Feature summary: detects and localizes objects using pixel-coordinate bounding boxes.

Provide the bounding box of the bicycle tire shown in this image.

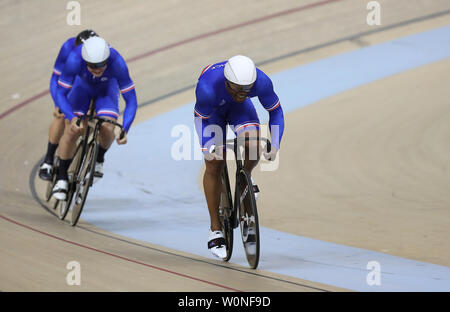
[236,168,260,269]
[70,141,98,226]
[56,140,84,220]
[219,163,234,262]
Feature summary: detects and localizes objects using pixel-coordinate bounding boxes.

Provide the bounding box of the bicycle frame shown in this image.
[223,137,271,228]
[218,136,271,268]
[69,111,124,226]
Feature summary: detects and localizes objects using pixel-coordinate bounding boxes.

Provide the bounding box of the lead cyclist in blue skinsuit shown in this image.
[194,55,285,259]
[39,30,98,181]
[52,36,138,200]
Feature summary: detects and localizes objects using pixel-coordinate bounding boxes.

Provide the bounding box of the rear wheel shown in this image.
[236,168,260,269]
[70,141,98,226]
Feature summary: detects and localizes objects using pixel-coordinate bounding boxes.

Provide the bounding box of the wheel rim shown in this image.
[58,199,69,220]
[71,143,96,226]
[219,206,233,261]
[238,170,260,269]
[219,167,234,261]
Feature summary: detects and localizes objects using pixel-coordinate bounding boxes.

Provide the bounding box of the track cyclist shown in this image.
[193,55,285,259]
[39,30,98,180]
[52,36,137,200]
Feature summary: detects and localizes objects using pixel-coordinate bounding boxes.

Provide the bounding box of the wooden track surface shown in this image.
[1,0,449,291]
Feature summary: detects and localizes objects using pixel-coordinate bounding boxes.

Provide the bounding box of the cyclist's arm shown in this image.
[194,82,215,153]
[256,71,285,150]
[50,39,74,104]
[50,73,59,104]
[56,52,81,121]
[113,54,137,133]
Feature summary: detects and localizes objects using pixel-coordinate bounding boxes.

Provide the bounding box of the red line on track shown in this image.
[127,0,342,63]
[0,90,49,120]
[0,214,242,292]
[0,0,340,120]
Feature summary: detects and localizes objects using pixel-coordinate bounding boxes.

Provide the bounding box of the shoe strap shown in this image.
[52,187,68,194]
[208,237,226,249]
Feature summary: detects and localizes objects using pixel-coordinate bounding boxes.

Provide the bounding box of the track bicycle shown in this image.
[218,137,271,269]
[53,106,124,225]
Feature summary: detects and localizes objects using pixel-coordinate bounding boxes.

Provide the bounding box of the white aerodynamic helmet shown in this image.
[82,36,110,67]
[224,55,257,85]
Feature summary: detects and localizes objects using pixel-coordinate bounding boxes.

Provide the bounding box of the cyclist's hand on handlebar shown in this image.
[53,107,64,119]
[116,130,127,145]
[70,117,84,133]
[263,146,278,161]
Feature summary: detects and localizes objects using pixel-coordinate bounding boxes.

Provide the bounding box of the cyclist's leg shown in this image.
[57,78,92,180]
[94,79,120,169]
[204,151,227,259]
[229,98,261,175]
[52,78,92,199]
[39,110,66,180]
[229,100,261,247]
[202,114,227,232]
[48,78,66,146]
[195,109,229,259]
[40,85,66,179]
[48,108,65,143]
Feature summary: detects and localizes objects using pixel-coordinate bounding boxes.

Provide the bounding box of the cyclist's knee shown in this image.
[205,158,225,175]
[100,120,115,134]
[64,122,81,138]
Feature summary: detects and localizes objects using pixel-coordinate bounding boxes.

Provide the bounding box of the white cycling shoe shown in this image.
[244,227,257,255]
[251,177,259,200]
[52,179,68,201]
[86,162,104,185]
[208,229,227,260]
[38,162,53,181]
[93,162,103,184]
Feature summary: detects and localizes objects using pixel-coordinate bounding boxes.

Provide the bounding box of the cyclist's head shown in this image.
[224,55,256,102]
[75,29,98,46]
[224,55,256,87]
[82,36,110,72]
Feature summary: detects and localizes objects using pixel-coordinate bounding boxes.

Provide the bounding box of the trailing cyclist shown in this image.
[39,30,98,181]
[52,36,137,200]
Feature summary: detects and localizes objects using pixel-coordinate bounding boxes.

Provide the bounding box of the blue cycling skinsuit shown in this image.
[50,37,77,105]
[56,44,137,133]
[194,61,284,153]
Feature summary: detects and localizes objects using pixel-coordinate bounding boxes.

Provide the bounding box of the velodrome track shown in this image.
[1,0,450,292]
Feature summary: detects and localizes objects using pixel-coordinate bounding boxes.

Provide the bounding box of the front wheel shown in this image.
[236,168,260,269]
[57,141,85,221]
[55,196,70,220]
[219,163,234,262]
[70,141,98,226]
